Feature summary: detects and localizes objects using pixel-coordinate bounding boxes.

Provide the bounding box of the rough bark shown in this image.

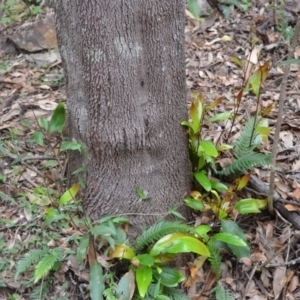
[54,0,191,233]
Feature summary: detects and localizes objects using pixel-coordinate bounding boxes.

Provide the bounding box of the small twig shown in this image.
[268,17,300,215]
[242,263,259,300]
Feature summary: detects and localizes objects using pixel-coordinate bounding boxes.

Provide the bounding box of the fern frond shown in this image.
[103,288,118,300]
[212,283,234,300]
[163,286,191,300]
[134,221,195,252]
[233,117,260,158]
[15,248,49,280]
[207,240,222,280]
[30,278,50,300]
[34,249,62,283]
[218,152,271,176]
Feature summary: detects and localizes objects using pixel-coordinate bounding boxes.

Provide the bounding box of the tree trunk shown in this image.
[54,0,191,233]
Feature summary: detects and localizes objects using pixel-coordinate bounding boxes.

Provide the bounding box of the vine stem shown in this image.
[268,17,300,215]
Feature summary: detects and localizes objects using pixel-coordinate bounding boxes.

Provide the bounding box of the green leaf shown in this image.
[91,224,116,238]
[279,59,300,65]
[212,233,247,246]
[153,267,185,287]
[116,271,135,299]
[60,141,82,153]
[245,61,270,96]
[210,180,228,191]
[108,244,135,260]
[38,117,48,131]
[59,183,80,205]
[150,233,210,257]
[184,198,204,211]
[134,254,155,267]
[135,185,151,200]
[77,234,89,267]
[48,103,66,134]
[190,99,202,134]
[136,265,152,298]
[90,262,104,300]
[33,131,44,146]
[207,111,233,123]
[195,225,211,236]
[194,171,211,192]
[199,141,218,157]
[221,220,250,259]
[187,0,200,20]
[235,198,267,214]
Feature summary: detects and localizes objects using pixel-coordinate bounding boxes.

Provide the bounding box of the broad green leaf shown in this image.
[181,120,194,132]
[153,267,185,287]
[210,180,228,191]
[189,99,202,133]
[99,216,129,224]
[60,141,82,153]
[38,117,48,131]
[245,61,270,96]
[207,112,232,123]
[217,144,234,151]
[90,261,104,300]
[199,141,218,157]
[279,59,300,65]
[91,224,116,238]
[133,254,155,267]
[187,0,200,20]
[230,56,243,67]
[116,271,135,300]
[212,233,247,246]
[184,198,204,211]
[77,234,89,267]
[221,220,250,259]
[195,225,211,236]
[48,103,66,134]
[150,233,210,257]
[235,198,267,214]
[136,265,152,298]
[33,131,44,146]
[135,185,151,200]
[59,183,80,205]
[108,244,135,260]
[194,171,211,192]
[237,173,250,191]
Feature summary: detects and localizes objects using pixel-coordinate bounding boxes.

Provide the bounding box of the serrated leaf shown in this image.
[59,183,80,205]
[199,140,218,157]
[235,198,267,214]
[136,265,152,298]
[48,103,66,134]
[90,261,104,300]
[150,233,210,257]
[194,171,211,191]
[34,252,57,283]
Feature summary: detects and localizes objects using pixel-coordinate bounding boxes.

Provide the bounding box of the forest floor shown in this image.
[0,1,300,299]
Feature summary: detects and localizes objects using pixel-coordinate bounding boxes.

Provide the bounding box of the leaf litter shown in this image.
[0,1,300,299]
